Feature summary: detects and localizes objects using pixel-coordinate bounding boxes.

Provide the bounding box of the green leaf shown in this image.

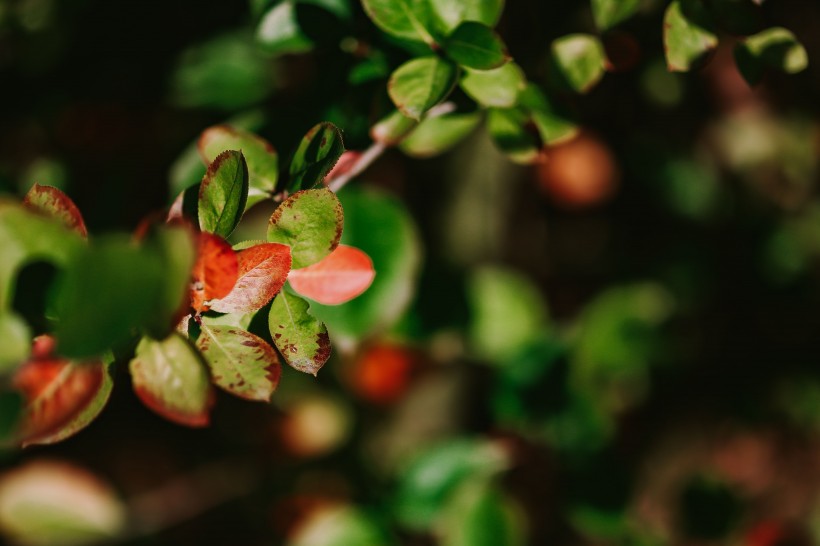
[0,460,126,546]
[361,0,438,44]
[199,125,279,205]
[400,112,481,158]
[268,291,330,376]
[664,0,718,72]
[460,62,525,108]
[443,22,509,70]
[428,0,504,34]
[198,150,249,238]
[370,109,419,146]
[486,108,541,165]
[467,266,549,364]
[23,184,87,238]
[734,27,808,85]
[129,333,214,427]
[267,188,343,269]
[440,480,525,546]
[591,0,641,31]
[287,506,386,546]
[257,0,313,54]
[288,122,345,192]
[307,188,421,342]
[0,312,30,374]
[197,324,281,402]
[54,236,166,359]
[518,84,578,145]
[388,56,458,121]
[551,34,606,93]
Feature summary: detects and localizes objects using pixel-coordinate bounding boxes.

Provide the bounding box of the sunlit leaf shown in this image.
[0,312,31,374]
[428,0,504,34]
[388,57,458,121]
[370,109,419,146]
[197,324,281,402]
[518,84,578,145]
[551,34,606,93]
[288,245,375,305]
[460,62,525,108]
[257,0,313,54]
[0,460,126,546]
[734,27,808,85]
[268,291,331,376]
[591,0,641,31]
[360,0,438,44]
[287,505,386,546]
[664,0,718,72]
[191,232,239,313]
[439,480,526,546]
[129,333,214,427]
[267,188,343,269]
[199,125,278,204]
[486,107,541,164]
[198,150,249,238]
[399,112,481,158]
[443,22,509,70]
[22,184,87,238]
[288,122,345,192]
[209,242,291,313]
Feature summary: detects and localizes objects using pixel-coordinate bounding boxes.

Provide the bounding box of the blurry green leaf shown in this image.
[468,266,549,364]
[734,27,808,85]
[518,84,578,145]
[0,460,126,546]
[288,122,345,192]
[400,112,481,158]
[308,188,422,343]
[129,333,213,427]
[361,0,438,44]
[429,0,504,33]
[257,0,313,54]
[172,31,275,110]
[198,150,249,238]
[199,125,279,205]
[460,62,525,108]
[0,312,30,374]
[486,107,541,164]
[23,184,87,238]
[299,0,351,20]
[440,480,525,546]
[443,22,509,70]
[267,188,343,268]
[169,141,208,199]
[660,158,720,219]
[591,0,641,31]
[664,0,718,72]
[287,506,386,546]
[349,53,390,85]
[568,505,627,540]
[370,109,418,146]
[394,439,508,531]
[54,236,165,358]
[551,34,606,93]
[268,291,330,375]
[388,57,458,120]
[0,392,23,446]
[197,324,280,402]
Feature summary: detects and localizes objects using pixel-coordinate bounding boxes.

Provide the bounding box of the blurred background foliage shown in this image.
[1,0,820,544]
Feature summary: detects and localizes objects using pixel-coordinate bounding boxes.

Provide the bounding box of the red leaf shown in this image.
[210,243,292,314]
[13,336,107,444]
[23,183,88,238]
[191,232,239,313]
[288,245,375,305]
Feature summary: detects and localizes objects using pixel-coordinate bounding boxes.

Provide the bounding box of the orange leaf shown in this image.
[288,245,375,305]
[23,183,88,238]
[191,232,238,312]
[210,243,292,314]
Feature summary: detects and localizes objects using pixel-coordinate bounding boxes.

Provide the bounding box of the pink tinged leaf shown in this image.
[191,232,239,313]
[323,151,362,184]
[22,183,88,238]
[288,245,376,305]
[196,324,281,402]
[209,243,292,314]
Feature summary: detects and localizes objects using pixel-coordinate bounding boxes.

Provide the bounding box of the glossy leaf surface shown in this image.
[210,242,291,314]
[267,188,343,269]
[388,57,458,121]
[268,291,330,376]
[288,244,375,305]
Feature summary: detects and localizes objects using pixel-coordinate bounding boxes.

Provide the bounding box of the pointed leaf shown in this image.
[198,150,249,238]
[209,243,292,314]
[735,27,808,85]
[551,34,606,93]
[664,0,718,72]
[486,108,541,165]
[460,62,525,108]
[399,112,481,158]
[288,245,375,305]
[389,57,458,121]
[518,84,578,145]
[197,324,281,402]
[591,0,641,31]
[361,0,438,44]
[267,188,343,269]
[0,312,31,374]
[199,125,279,202]
[22,184,88,238]
[370,109,419,146]
[191,232,239,313]
[428,0,504,33]
[443,22,509,70]
[257,0,314,55]
[268,291,331,376]
[129,333,214,427]
[288,122,345,192]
